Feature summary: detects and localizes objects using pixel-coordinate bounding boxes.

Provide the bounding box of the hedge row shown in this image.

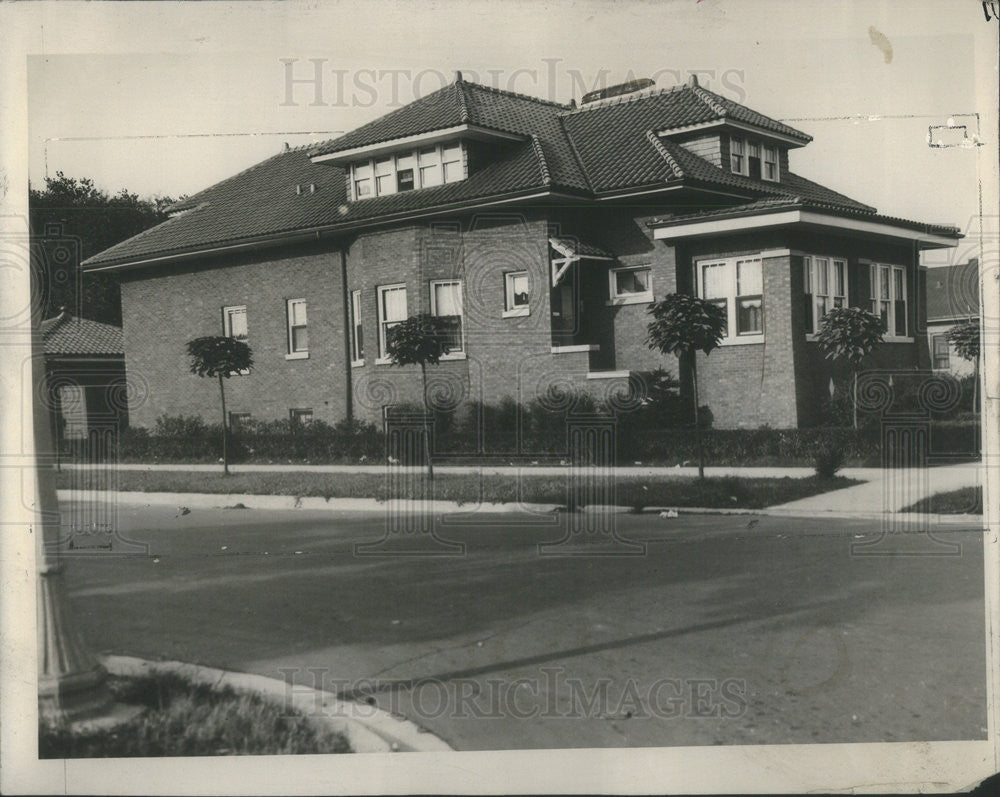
[106,409,980,467]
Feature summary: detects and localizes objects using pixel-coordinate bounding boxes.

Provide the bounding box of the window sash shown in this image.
[869,263,907,336]
[431,280,464,353]
[932,335,950,369]
[505,271,530,310]
[287,299,308,353]
[350,290,364,362]
[610,266,652,299]
[377,285,407,358]
[805,256,849,333]
[223,306,248,341]
[352,143,465,199]
[763,145,778,180]
[697,256,764,339]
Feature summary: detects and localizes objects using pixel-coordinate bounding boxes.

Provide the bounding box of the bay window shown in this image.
[696,256,765,341]
[870,263,908,337]
[803,256,848,333]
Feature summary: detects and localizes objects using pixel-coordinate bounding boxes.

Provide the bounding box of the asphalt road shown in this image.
[61,503,988,750]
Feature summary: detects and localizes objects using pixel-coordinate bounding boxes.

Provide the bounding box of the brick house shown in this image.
[83,74,961,429]
[925,258,980,376]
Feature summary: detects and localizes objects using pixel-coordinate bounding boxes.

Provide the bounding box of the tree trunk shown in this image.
[421,362,433,481]
[218,374,229,476]
[852,370,858,430]
[692,354,704,480]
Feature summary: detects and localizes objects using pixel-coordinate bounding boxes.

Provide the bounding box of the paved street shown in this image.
[61,503,988,750]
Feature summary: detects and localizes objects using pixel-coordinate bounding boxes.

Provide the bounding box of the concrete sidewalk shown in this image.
[65,461,887,480]
[769,461,982,514]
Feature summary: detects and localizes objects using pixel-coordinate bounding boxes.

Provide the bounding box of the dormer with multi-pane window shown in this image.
[347,141,466,201]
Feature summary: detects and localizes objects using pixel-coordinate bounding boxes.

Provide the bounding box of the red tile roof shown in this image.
[40,313,124,356]
[85,77,948,270]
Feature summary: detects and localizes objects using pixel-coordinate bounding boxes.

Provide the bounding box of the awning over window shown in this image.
[549,236,614,286]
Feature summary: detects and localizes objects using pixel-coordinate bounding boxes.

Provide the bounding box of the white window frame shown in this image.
[285,298,309,359]
[350,142,466,201]
[289,407,313,425]
[763,145,779,181]
[931,333,951,370]
[730,135,780,181]
[869,262,911,341]
[229,411,251,430]
[350,289,364,366]
[429,279,466,360]
[376,283,407,364]
[803,255,849,337]
[503,270,531,317]
[222,305,250,374]
[695,256,766,345]
[607,265,653,306]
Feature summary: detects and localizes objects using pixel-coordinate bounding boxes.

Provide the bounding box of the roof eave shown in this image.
[650,207,962,249]
[310,123,526,165]
[83,186,587,272]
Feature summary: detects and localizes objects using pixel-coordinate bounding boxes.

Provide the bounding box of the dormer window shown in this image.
[730,135,780,182]
[349,142,465,200]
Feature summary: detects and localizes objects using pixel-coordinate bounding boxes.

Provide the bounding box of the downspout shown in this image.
[339,247,353,422]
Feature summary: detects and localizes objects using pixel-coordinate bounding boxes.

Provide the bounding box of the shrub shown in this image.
[813,442,846,479]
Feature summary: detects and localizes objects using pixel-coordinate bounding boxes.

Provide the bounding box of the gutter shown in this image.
[83,188,584,273]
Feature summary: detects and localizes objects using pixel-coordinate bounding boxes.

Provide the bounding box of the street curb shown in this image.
[59,490,561,515]
[101,655,453,754]
[59,491,984,524]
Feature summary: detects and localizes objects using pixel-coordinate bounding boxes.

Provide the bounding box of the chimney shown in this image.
[688,74,699,88]
[455,70,463,83]
[284,142,290,152]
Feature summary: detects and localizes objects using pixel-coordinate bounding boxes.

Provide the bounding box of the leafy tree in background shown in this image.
[29,172,180,325]
[646,294,727,479]
[947,318,981,414]
[186,336,254,476]
[815,306,885,429]
[384,314,453,480]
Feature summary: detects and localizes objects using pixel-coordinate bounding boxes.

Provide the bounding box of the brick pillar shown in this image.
[759,254,800,427]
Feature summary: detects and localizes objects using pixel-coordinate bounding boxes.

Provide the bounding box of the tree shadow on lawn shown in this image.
[66,513,986,671]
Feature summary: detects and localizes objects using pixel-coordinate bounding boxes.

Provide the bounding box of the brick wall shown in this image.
[120,242,346,428]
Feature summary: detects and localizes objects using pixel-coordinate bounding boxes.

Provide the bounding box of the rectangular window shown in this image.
[870,263,907,337]
[504,271,530,316]
[289,408,313,426]
[735,258,763,335]
[697,256,768,341]
[442,142,463,183]
[730,136,745,175]
[286,298,308,355]
[701,261,730,337]
[804,256,849,334]
[932,334,951,370]
[350,290,364,364]
[747,142,762,180]
[763,145,779,181]
[353,162,373,198]
[377,284,407,360]
[609,265,653,304]
[418,146,443,188]
[430,279,464,355]
[229,412,251,430]
[223,305,248,341]
[374,157,395,196]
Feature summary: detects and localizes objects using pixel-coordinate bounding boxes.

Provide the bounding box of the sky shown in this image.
[22,0,998,265]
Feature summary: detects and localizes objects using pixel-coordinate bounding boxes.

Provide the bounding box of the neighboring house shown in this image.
[83,73,961,429]
[40,311,127,445]
[925,258,980,376]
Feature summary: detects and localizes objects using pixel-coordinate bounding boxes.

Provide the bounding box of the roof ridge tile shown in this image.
[689,83,728,117]
[645,130,684,179]
[460,78,572,109]
[530,135,552,186]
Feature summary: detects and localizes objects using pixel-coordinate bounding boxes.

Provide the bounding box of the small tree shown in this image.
[815,307,884,429]
[186,336,253,475]
[947,318,981,414]
[384,314,452,479]
[646,294,727,478]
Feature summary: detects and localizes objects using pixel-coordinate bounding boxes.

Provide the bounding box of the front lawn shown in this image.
[55,469,859,510]
[902,486,983,515]
[40,672,351,758]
